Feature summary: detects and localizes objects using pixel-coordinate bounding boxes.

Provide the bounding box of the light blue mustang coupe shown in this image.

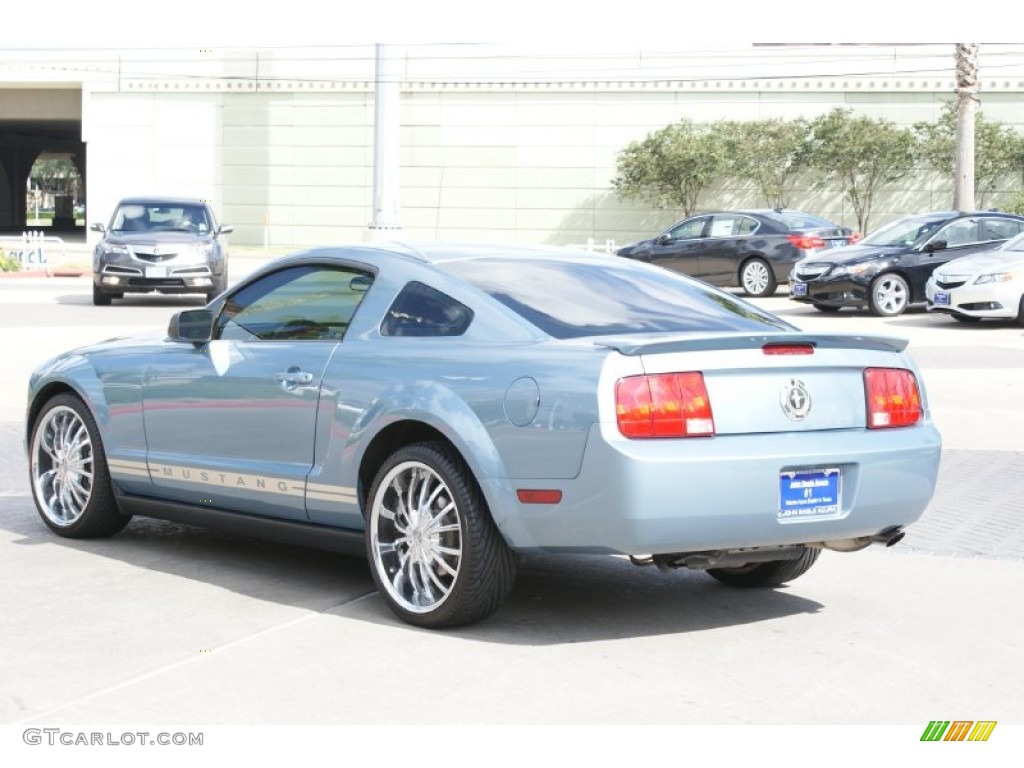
[26,243,942,628]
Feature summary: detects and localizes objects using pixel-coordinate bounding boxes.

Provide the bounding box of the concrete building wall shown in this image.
[7,44,1021,248]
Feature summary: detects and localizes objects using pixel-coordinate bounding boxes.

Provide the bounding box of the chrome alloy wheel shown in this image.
[871,274,909,316]
[742,260,771,295]
[31,405,95,527]
[370,460,463,614]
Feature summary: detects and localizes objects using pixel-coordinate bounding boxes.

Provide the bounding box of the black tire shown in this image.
[707,548,821,588]
[206,271,228,301]
[92,283,113,306]
[813,304,842,313]
[739,258,777,298]
[869,273,910,317]
[28,393,131,538]
[1017,294,1024,326]
[365,441,517,628]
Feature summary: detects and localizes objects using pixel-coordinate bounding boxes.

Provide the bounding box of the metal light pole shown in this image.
[369,44,401,235]
[953,43,979,212]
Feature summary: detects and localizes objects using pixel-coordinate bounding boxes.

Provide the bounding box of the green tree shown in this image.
[29,157,81,197]
[720,118,814,208]
[809,109,917,233]
[612,119,727,217]
[915,102,1023,208]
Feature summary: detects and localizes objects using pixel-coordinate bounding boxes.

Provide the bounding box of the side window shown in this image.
[708,214,757,237]
[937,219,979,247]
[982,218,1023,241]
[668,216,709,240]
[381,281,474,337]
[215,265,374,342]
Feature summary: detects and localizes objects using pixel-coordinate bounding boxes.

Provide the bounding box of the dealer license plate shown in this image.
[145,266,168,278]
[778,468,841,521]
[791,282,807,296]
[933,291,950,306]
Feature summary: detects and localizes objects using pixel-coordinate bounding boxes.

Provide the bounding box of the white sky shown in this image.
[0,2,1002,51]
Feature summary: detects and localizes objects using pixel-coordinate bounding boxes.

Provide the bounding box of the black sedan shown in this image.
[615,209,855,297]
[789,211,1024,316]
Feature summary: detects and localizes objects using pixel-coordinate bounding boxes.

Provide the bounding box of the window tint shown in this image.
[111,203,214,234]
[981,218,1024,241]
[440,258,792,339]
[936,219,980,247]
[381,281,474,337]
[668,217,709,240]
[709,214,758,237]
[215,265,374,342]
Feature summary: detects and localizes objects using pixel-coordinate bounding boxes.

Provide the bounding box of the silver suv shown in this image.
[91,197,233,306]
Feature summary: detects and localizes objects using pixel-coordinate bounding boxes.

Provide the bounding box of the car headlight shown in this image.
[974,272,1017,285]
[830,262,876,278]
[102,243,129,256]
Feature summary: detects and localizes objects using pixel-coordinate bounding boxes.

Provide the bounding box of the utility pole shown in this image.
[369,43,402,236]
[953,43,979,211]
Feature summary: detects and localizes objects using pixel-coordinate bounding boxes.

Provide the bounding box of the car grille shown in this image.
[935,278,967,289]
[793,263,831,280]
[126,277,189,288]
[133,251,178,263]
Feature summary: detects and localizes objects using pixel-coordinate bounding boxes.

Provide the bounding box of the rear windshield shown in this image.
[440,257,794,339]
[760,211,835,230]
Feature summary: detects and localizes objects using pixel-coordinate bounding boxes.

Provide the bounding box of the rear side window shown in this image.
[381,281,474,337]
[440,257,793,339]
[981,218,1024,241]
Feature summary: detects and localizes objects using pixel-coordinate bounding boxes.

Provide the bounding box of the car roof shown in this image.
[115,196,210,206]
[899,210,1024,221]
[258,242,614,278]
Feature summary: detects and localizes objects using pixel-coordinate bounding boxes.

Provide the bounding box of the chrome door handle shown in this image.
[275,370,314,386]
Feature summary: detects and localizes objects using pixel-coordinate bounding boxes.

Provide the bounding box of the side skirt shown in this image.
[116,494,367,557]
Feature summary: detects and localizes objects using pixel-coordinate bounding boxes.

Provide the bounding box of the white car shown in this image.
[925,231,1024,323]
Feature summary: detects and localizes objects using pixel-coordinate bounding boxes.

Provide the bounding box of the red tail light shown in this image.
[864,368,921,429]
[763,343,814,355]
[616,372,715,438]
[787,234,826,250]
[849,232,863,244]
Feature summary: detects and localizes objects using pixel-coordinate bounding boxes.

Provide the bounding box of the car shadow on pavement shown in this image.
[2,498,823,644]
[338,552,824,644]
[53,293,206,307]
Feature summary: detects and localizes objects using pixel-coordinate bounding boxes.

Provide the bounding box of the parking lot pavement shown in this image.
[1,280,1022,727]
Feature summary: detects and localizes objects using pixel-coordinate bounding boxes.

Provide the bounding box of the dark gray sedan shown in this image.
[616,209,855,297]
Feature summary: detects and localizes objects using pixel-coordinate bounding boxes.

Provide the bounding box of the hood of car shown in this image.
[810,243,907,265]
[934,250,1024,276]
[616,238,656,255]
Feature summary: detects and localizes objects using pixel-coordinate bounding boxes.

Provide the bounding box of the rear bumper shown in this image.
[490,422,942,555]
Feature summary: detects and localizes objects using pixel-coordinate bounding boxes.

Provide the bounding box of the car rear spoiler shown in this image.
[594,332,910,356]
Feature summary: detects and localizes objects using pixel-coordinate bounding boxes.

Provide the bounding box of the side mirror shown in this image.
[657,233,671,245]
[925,240,947,253]
[218,225,234,236]
[90,223,105,233]
[168,309,214,344]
